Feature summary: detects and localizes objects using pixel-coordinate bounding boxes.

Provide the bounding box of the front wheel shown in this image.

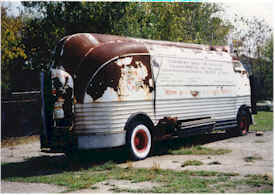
[237,112,250,136]
[226,110,250,136]
[127,121,152,160]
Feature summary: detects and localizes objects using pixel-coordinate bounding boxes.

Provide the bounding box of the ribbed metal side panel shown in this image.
[74,101,154,134]
[73,95,251,134]
[236,95,251,108]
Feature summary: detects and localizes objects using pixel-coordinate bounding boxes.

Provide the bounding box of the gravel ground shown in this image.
[120,131,273,176]
[1,181,66,193]
[1,131,273,193]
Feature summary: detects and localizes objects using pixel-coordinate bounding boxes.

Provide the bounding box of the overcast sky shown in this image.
[2,0,274,28]
[220,0,273,27]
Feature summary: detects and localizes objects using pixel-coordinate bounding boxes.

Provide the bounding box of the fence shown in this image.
[1,91,41,139]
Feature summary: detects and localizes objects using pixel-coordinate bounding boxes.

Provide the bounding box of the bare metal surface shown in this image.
[73,96,250,135]
[77,132,126,149]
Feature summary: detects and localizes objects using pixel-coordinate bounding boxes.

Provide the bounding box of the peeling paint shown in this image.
[84,55,153,103]
[115,57,133,66]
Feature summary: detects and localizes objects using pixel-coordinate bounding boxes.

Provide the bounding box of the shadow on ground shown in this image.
[2,131,243,179]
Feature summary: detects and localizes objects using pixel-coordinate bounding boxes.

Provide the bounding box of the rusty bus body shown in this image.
[41,33,253,160]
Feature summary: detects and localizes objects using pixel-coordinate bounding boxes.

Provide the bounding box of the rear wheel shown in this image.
[127,121,152,160]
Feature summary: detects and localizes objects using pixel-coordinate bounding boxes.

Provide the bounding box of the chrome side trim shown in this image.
[78,131,126,149]
[73,95,251,135]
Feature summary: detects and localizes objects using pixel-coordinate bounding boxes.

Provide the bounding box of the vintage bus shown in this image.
[40,33,254,160]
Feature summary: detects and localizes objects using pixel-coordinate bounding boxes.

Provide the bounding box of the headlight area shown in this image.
[51,68,74,129]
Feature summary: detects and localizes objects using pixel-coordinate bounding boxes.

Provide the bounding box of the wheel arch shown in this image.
[124,112,155,135]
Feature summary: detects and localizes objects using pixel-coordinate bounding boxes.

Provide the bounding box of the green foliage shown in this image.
[115,3,231,45]
[1,6,27,93]
[21,2,129,70]
[20,2,231,71]
[232,16,273,100]
[261,37,273,99]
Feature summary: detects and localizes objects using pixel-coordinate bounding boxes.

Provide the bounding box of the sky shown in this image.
[220,0,273,28]
[2,0,274,28]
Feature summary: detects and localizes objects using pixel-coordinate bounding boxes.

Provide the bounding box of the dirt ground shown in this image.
[1,131,273,193]
[120,131,273,176]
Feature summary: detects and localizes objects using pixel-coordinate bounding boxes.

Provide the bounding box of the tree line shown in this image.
[1,2,273,100]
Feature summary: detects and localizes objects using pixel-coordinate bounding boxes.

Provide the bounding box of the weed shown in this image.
[244,174,273,186]
[125,161,133,169]
[169,145,231,156]
[151,161,160,171]
[181,160,203,167]
[244,156,263,163]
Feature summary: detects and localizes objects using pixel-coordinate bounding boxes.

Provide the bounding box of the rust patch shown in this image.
[74,40,150,103]
[155,117,178,140]
[85,55,153,102]
[53,33,230,103]
[57,34,100,75]
[190,90,199,97]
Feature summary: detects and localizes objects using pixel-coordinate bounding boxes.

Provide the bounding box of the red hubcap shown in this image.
[134,129,148,152]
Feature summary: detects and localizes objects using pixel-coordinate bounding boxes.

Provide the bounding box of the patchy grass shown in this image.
[244,174,273,187]
[4,161,241,193]
[213,174,273,193]
[181,160,203,167]
[1,135,39,148]
[244,156,263,163]
[250,111,273,131]
[169,145,231,156]
[5,160,271,193]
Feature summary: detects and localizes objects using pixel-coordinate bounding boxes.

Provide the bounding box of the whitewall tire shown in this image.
[127,122,152,160]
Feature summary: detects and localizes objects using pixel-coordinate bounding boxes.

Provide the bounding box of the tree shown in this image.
[232,15,273,100]
[261,37,273,99]
[232,16,272,58]
[115,3,231,44]
[1,5,27,94]
[21,2,232,71]
[21,2,128,70]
